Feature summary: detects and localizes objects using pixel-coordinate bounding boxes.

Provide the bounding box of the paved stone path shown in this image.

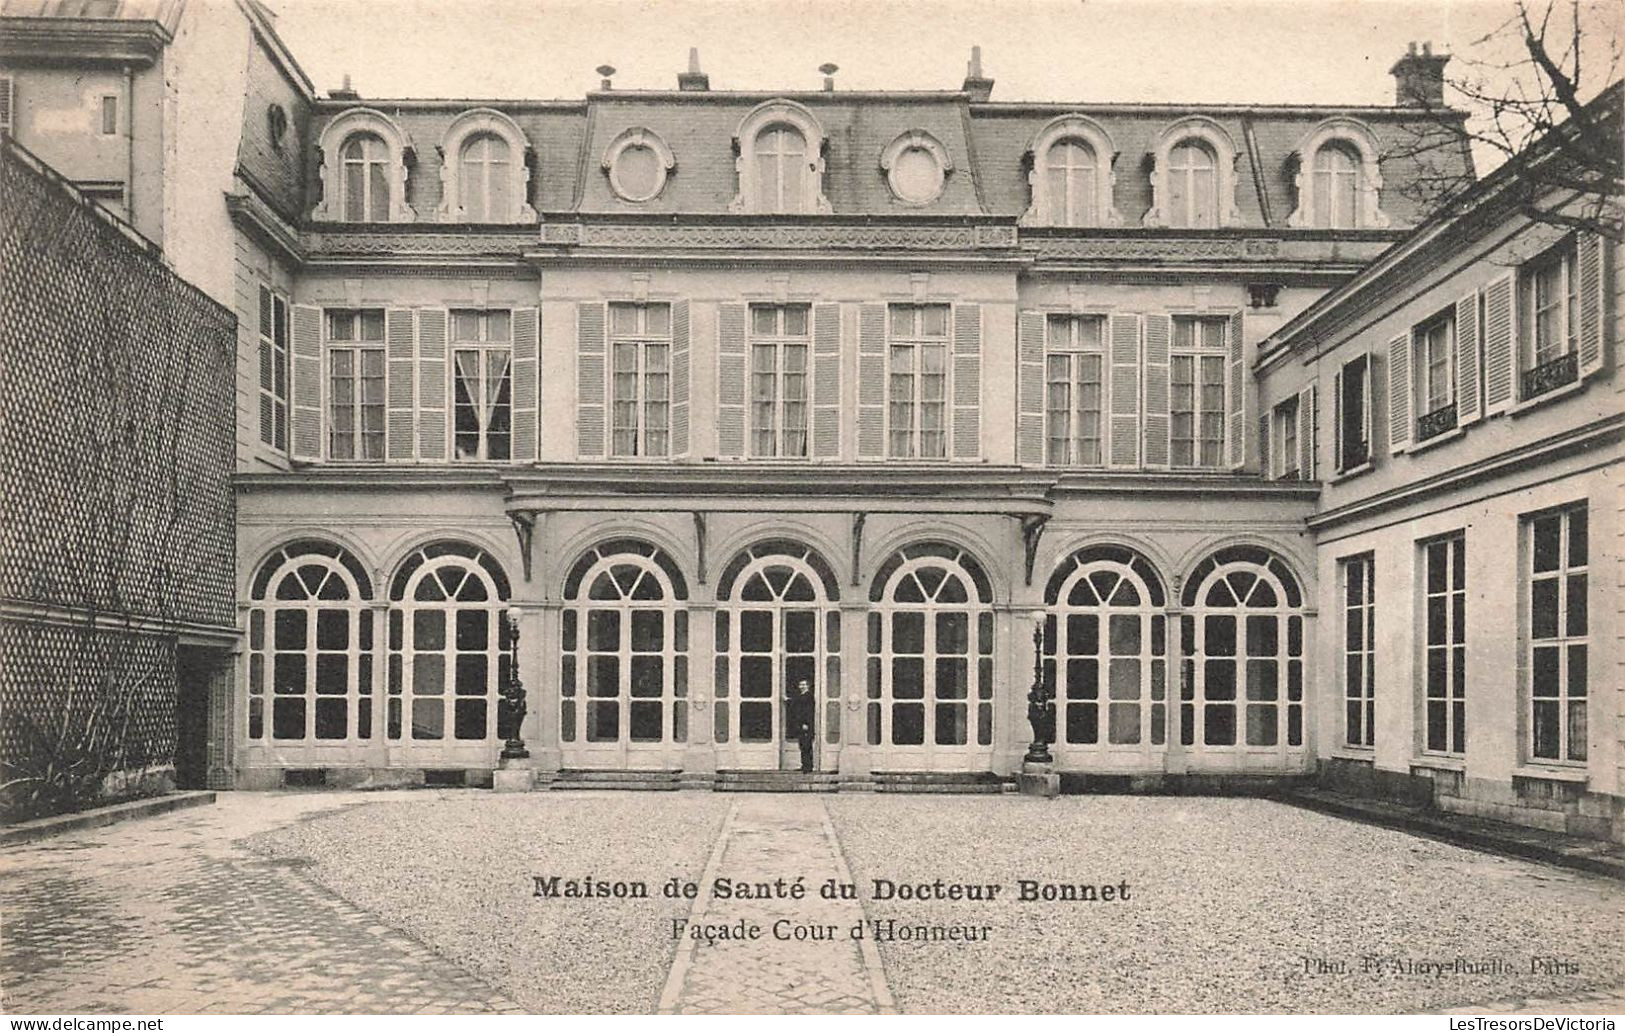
[0,794,521,1014]
[658,796,895,1014]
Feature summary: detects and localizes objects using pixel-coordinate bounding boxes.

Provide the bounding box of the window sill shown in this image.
[1327,748,1375,762]
[1403,425,1464,456]
[1507,375,1588,417]
[1511,764,1588,784]
[1328,460,1374,484]
[1410,754,1465,773]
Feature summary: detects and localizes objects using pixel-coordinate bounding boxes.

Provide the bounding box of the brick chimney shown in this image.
[329,73,360,102]
[678,47,709,91]
[1390,41,1449,107]
[962,45,994,102]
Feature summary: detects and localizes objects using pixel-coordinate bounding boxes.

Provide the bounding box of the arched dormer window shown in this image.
[438,108,536,223]
[1287,118,1389,230]
[880,129,952,206]
[314,108,415,223]
[1021,114,1121,227]
[730,99,832,215]
[602,127,676,203]
[1144,117,1243,229]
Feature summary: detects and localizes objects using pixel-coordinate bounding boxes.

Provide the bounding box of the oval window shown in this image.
[612,144,665,202]
[889,146,943,204]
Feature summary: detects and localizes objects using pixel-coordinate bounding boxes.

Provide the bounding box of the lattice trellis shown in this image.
[0,141,237,628]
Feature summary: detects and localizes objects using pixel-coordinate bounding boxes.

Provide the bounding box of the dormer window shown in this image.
[730,99,832,215]
[1287,118,1389,230]
[881,129,952,206]
[340,133,390,222]
[1021,114,1120,227]
[314,108,415,223]
[603,127,676,203]
[437,108,536,223]
[1144,117,1242,229]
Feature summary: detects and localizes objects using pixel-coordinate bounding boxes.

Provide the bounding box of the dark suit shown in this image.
[786,687,815,772]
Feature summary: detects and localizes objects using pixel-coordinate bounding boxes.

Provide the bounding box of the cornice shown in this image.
[533,220,1019,252]
[226,183,306,267]
[0,17,170,65]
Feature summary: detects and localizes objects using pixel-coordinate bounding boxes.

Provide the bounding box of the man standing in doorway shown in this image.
[787,678,815,773]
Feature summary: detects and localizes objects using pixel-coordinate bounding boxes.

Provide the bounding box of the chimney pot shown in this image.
[819,62,839,92]
[330,72,359,101]
[596,64,616,90]
[961,44,994,102]
[678,47,710,91]
[1390,41,1449,107]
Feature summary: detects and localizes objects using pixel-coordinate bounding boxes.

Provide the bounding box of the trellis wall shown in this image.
[0,140,237,820]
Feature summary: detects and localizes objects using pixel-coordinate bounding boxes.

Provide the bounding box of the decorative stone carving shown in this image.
[880,129,952,206]
[602,127,676,203]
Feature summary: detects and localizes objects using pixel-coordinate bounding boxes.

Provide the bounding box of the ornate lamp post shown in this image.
[1024,619,1055,765]
[498,606,529,760]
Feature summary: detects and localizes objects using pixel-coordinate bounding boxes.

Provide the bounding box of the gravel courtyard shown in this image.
[825,795,1625,1013]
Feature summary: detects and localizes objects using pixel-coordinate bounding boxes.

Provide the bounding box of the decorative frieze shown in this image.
[537,221,1018,251]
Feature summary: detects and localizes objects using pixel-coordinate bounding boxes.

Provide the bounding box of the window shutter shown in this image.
[1362,351,1375,460]
[290,305,322,461]
[1257,412,1271,478]
[952,303,981,460]
[717,302,747,457]
[1016,311,1045,465]
[1386,331,1410,453]
[512,306,539,462]
[1142,313,1171,468]
[575,302,605,457]
[417,308,448,460]
[1577,232,1605,376]
[1108,312,1141,467]
[812,303,841,459]
[1226,309,1246,468]
[1482,273,1516,414]
[0,77,14,135]
[671,300,690,457]
[1297,384,1315,479]
[1330,368,1343,472]
[857,303,886,459]
[1454,291,1482,426]
[385,308,416,461]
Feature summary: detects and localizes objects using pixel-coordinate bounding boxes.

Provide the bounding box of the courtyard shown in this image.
[1,790,1622,1014]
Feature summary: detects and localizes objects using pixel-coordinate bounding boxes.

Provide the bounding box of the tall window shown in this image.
[1171,316,1227,467]
[451,309,512,461]
[1045,314,1105,466]
[1045,140,1098,227]
[753,125,808,214]
[258,285,290,452]
[1180,547,1304,750]
[1421,534,1466,755]
[1044,546,1168,751]
[458,133,511,222]
[867,543,994,750]
[750,304,810,458]
[387,543,510,744]
[340,132,390,222]
[1528,505,1587,763]
[609,302,671,457]
[1272,397,1300,480]
[1312,142,1361,229]
[1342,554,1375,748]
[1413,311,1455,430]
[327,309,385,461]
[560,540,689,747]
[247,541,374,743]
[1520,239,1579,396]
[1336,354,1371,472]
[1166,140,1218,229]
[887,304,950,459]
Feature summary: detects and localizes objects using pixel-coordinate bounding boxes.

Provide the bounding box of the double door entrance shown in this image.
[718,603,822,770]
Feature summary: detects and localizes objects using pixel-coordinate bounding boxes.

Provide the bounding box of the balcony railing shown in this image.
[1521,351,1579,402]
[1338,437,1370,473]
[1416,403,1458,443]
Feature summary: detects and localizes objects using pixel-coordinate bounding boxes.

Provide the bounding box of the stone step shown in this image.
[714,781,840,793]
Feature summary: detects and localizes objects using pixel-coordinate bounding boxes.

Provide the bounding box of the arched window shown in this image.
[867,543,994,752]
[1288,119,1389,230]
[754,125,808,213]
[561,539,689,748]
[1045,140,1098,227]
[387,542,510,744]
[459,133,511,222]
[1179,546,1304,750]
[247,540,374,743]
[1043,545,1168,752]
[715,541,841,766]
[1313,142,1361,229]
[341,132,391,222]
[1166,139,1218,229]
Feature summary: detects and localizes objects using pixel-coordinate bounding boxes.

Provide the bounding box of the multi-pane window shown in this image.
[451,309,512,461]
[1045,140,1098,227]
[326,309,385,461]
[1171,316,1227,467]
[1415,312,1454,416]
[1421,534,1466,755]
[387,545,508,743]
[1166,140,1218,228]
[1342,554,1375,748]
[1528,505,1587,763]
[1312,142,1361,229]
[750,304,810,458]
[1336,354,1371,472]
[1044,314,1105,466]
[257,285,289,451]
[753,125,808,213]
[609,302,671,457]
[340,132,390,222]
[1521,240,1579,372]
[458,133,511,221]
[1273,397,1300,480]
[887,304,950,459]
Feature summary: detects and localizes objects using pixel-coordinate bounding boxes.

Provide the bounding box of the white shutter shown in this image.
[1226,309,1246,468]
[0,77,14,135]
[1142,313,1171,468]
[1108,313,1141,467]
[812,303,841,458]
[385,308,416,461]
[1482,273,1516,414]
[511,306,539,461]
[417,308,448,460]
[1331,368,1342,473]
[1577,232,1605,376]
[1455,291,1482,425]
[290,305,322,461]
[575,302,606,457]
[952,304,981,460]
[1386,332,1411,453]
[856,304,886,459]
[1257,412,1271,479]
[671,300,690,457]
[1361,352,1374,463]
[1016,311,1045,465]
[717,303,747,457]
[1297,384,1315,480]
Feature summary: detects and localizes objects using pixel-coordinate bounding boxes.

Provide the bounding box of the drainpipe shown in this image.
[124,63,135,224]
